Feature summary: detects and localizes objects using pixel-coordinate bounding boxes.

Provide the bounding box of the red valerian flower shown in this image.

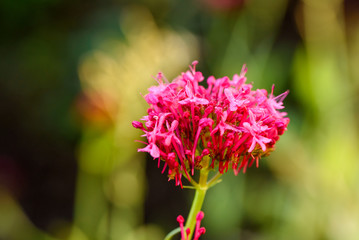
[133,61,289,187]
[177,211,206,240]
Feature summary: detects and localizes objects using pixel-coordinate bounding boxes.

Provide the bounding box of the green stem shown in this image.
[184,168,209,239]
[164,227,181,240]
[207,172,223,188]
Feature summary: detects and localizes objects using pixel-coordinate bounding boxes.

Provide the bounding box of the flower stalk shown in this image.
[184,168,209,239]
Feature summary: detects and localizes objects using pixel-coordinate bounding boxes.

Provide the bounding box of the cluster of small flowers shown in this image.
[133,61,289,187]
[177,211,206,240]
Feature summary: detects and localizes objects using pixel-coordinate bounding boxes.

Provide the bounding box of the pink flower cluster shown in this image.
[133,61,289,187]
[177,211,205,240]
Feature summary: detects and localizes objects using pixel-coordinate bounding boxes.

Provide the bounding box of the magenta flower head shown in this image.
[133,61,289,187]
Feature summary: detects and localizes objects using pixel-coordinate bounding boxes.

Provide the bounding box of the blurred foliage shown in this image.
[74,6,197,240]
[1,0,359,240]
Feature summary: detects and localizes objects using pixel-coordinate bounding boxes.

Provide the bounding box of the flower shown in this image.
[133,61,289,187]
[177,211,206,240]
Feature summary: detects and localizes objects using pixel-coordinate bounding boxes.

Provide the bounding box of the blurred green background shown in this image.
[1,0,359,239]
